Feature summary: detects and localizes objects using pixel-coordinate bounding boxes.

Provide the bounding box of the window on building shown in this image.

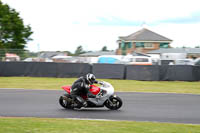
[144,43,153,48]
[121,42,125,49]
[160,43,169,48]
[125,42,132,48]
[135,42,144,47]
[119,43,121,49]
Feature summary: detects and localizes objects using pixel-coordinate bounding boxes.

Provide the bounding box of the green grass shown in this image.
[1,78,200,132]
[0,77,200,94]
[0,117,200,133]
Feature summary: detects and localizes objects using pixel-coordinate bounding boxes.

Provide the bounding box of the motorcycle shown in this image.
[59,81,123,110]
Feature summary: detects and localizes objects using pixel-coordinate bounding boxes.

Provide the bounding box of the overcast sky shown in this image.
[2,0,200,52]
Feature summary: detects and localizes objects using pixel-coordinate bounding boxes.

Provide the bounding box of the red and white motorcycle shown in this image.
[59,81,123,110]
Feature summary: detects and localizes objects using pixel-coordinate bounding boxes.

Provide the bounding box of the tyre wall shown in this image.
[0,62,92,78]
[126,65,160,81]
[92,63,125,79]
[0,62,199,81]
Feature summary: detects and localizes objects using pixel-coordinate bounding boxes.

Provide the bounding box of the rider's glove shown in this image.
[98,81,104,85]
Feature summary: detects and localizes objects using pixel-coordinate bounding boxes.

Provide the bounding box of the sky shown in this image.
[2,0,200,52]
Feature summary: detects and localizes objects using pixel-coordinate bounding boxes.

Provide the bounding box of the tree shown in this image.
[0,1,33,49]
[101,46,108,51]
[64,51,73,56]
[74,45,85,55]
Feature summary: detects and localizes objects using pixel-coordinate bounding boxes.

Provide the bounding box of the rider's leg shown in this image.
[76,96,87,107]
[70,92,87,108]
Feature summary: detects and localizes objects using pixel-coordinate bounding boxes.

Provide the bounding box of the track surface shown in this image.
[0,89,200,124]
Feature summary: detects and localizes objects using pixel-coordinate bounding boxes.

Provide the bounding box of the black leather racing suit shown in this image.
[70,76,98,107]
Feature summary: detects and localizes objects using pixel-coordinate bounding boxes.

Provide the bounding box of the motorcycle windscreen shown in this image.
[89,85,100,95]
[62,86,71,94]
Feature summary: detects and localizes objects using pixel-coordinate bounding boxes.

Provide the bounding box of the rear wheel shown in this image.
[104,95,122,110]
[59,94,72,109]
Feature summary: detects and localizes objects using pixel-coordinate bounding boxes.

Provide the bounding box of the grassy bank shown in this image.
[0,77,200,94]
[0,117,200,133]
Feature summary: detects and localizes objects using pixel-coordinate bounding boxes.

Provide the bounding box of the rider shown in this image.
[70,73,100,108]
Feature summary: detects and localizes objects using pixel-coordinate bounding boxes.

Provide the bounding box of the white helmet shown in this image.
[86,73,96,85]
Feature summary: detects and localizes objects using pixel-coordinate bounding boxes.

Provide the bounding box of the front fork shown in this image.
[107,95,117,106]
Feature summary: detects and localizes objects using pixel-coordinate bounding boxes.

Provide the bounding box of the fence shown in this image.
[0,62,91,78]
[0,49,37,61]
[0,62,200,81]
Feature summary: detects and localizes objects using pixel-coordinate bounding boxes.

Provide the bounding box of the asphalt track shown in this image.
[0,89,200,124]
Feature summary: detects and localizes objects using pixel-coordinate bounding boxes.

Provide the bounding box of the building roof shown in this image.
[119,28,172,42]
[80,51,116,56]
[39,51,67,58]
[147,48,200,54]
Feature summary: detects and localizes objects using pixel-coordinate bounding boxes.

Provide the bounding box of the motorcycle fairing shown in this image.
[62,85,100,95]
[89,85,100,95]
[62,86,71,94]
[87,97,108,106]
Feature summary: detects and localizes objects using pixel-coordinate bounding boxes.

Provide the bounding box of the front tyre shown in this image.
[104,95,122,110]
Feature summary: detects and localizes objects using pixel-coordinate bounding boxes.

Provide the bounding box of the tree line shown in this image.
[0,1,32,49]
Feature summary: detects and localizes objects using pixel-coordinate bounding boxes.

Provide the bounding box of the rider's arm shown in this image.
[94,79,103,84]
[94,80,104,85]
[93,80,98,84]
[80,80,90,90]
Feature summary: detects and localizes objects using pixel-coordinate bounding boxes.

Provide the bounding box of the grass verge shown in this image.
[0,77,200,94]
[0,117,200,133]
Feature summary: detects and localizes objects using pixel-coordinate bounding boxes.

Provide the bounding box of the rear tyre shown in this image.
[104,96,122,110]
[59,94,72,109]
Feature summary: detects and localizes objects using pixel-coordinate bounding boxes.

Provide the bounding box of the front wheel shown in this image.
[104,95,123,110]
